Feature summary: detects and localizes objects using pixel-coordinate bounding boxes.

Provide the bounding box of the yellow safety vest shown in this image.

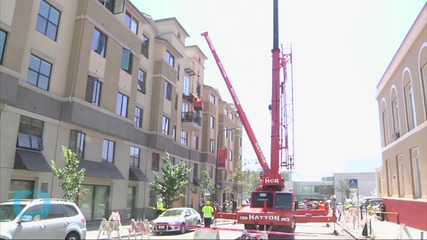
[157,201,164,209]
[202,205,214,218]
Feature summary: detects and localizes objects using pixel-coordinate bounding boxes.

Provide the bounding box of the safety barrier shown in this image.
[97,211,122,239]
[128,219,151,240]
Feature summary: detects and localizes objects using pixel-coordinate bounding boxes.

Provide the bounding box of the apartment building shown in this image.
[375,3,426,231]
[0,0,242,221]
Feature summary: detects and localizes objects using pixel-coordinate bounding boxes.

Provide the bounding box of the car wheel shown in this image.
[65,232,80,240]
[180,223,186,234]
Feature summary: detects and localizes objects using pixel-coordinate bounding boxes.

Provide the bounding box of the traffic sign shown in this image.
[349,178,358,188]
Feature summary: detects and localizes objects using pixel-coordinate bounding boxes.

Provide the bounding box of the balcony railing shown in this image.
[181,112,201,126]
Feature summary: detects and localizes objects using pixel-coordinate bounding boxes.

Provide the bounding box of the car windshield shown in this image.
[0,204,25,222]
[162,209,184,217]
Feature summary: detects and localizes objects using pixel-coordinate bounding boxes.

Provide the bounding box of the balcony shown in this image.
[181,112,201,131]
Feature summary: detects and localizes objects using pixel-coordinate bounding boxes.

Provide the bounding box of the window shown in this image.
[137,69,146,94]
[229,150,233,160]
[381,109,389,146]
[230,113,234,121]
[92,28,107,57]
[224,108,229,116]
[130,146,140,168]
[164,81,172,100]
[0,29,6,65]
[98,0,124,14]
[229,130,234,140]
[135,107,143,128]
[386,159,393,197]
[174,95,178,110]
[276,193,293,210]
[125,11,138,34]
[47,204,65,219]
[209,139,215,153]
[165,50,174,67]
[141,34,149,58]
[183,74,191,95]
[176,65,180,80]
[121,48,133,73]
[152,153,160,171]
[27,54,52,90]
[17,116,44,151]
[193,163,198,178]
[162,116,170,135]
[210,94,215,104]
[391,98,400,137]
[210,115,215,129]
[194,136,199,150]
[181,131,188,146]
[397,155,404,197]
[116,92,129,117]
[171,157,176,165]
[404,83,417,131]
[85,76,102,106]
[69,130,85,159]
[173,126,177,141]
[36,0,60,41]
[209,166,213,178]
[102,139,115,163]
[411,148,422,198]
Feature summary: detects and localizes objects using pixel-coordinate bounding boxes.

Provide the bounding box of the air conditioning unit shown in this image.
[392,132,400,140]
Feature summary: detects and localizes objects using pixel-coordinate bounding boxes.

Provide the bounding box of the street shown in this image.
[89,222,355,239]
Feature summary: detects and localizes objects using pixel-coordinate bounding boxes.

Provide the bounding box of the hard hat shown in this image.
[158,198,163,201]
[206,201,210,205]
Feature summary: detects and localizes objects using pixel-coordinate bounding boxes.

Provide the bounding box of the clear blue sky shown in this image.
[135,0,426,181]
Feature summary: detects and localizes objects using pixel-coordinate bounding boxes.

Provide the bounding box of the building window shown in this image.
[85,76,102,106]
[209,139,215,153]
[229,150,233,160]
[102,139,115,163]
[152,152,160,171]
[17,116,44,151]
[162,116,170,135]
[229,130,234,140]
[92,28,107,57]
[230,113,234,121]
[69,130,85,159]
[0,29,6,65]
[397,155,404,197]
[210,115,215,129]
[173,126,177,141]
[174,95,178,110]
[194,136,199,150]
[183,74,191,95]
[411,148,422,198]
[141,34,149,58]
[404,83,417,131]
[193,163,198,178]
[27,54,52,91]
[130,146,140,168]
[36,0,60,41]
[164,81,172,100]
[99,0,124,14]
[209,166,213,178]
[137,69,146,94]
[386,159,393,197]
[391,98,400,139]
[116,92,129,117]
[176,65,180,81]
[381,109,389,146]
[224,108,229,116]
[210,94,215,104]
[181,131,188,146]
[165,50,174,67]
[121,48,133,74]
[422,63,427,113]
[125,11,138,34]
[135,107,143,128]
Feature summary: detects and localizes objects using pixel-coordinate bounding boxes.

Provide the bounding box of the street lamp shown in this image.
[215,127,240,204]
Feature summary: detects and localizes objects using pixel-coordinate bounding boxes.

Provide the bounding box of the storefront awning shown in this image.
[193,177,202,186]
[14,149,51,172]
[129,167,149,182]
[79,160,124,179]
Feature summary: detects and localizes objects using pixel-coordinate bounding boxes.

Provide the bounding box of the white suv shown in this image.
[0,198,87,240]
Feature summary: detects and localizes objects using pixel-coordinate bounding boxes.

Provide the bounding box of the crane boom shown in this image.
[201,32,270,172]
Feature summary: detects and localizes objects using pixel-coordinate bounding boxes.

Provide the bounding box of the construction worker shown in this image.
[202,200,215,227]
[156,198,164,217]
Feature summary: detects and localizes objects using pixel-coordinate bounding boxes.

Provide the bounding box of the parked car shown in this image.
[151,207,201,234]
[0,198,87,240]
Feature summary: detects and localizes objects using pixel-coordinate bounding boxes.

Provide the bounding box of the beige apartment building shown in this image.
[375,3,426,231]
[0,0,242,221]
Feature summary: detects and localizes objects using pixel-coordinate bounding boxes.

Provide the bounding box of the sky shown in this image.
[135,0,426,181]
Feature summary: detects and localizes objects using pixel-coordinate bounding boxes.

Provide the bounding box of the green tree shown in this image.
[335,178,351,203]
[226,158,246,194]
[200,170,215,203]
[51,146,86,203]
[150,153,191,209]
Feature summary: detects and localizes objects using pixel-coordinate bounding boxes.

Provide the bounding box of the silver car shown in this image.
[0,198,87,240]
[152,207,201,234]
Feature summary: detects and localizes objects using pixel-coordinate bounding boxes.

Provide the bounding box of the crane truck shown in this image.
[202,0,337,239]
